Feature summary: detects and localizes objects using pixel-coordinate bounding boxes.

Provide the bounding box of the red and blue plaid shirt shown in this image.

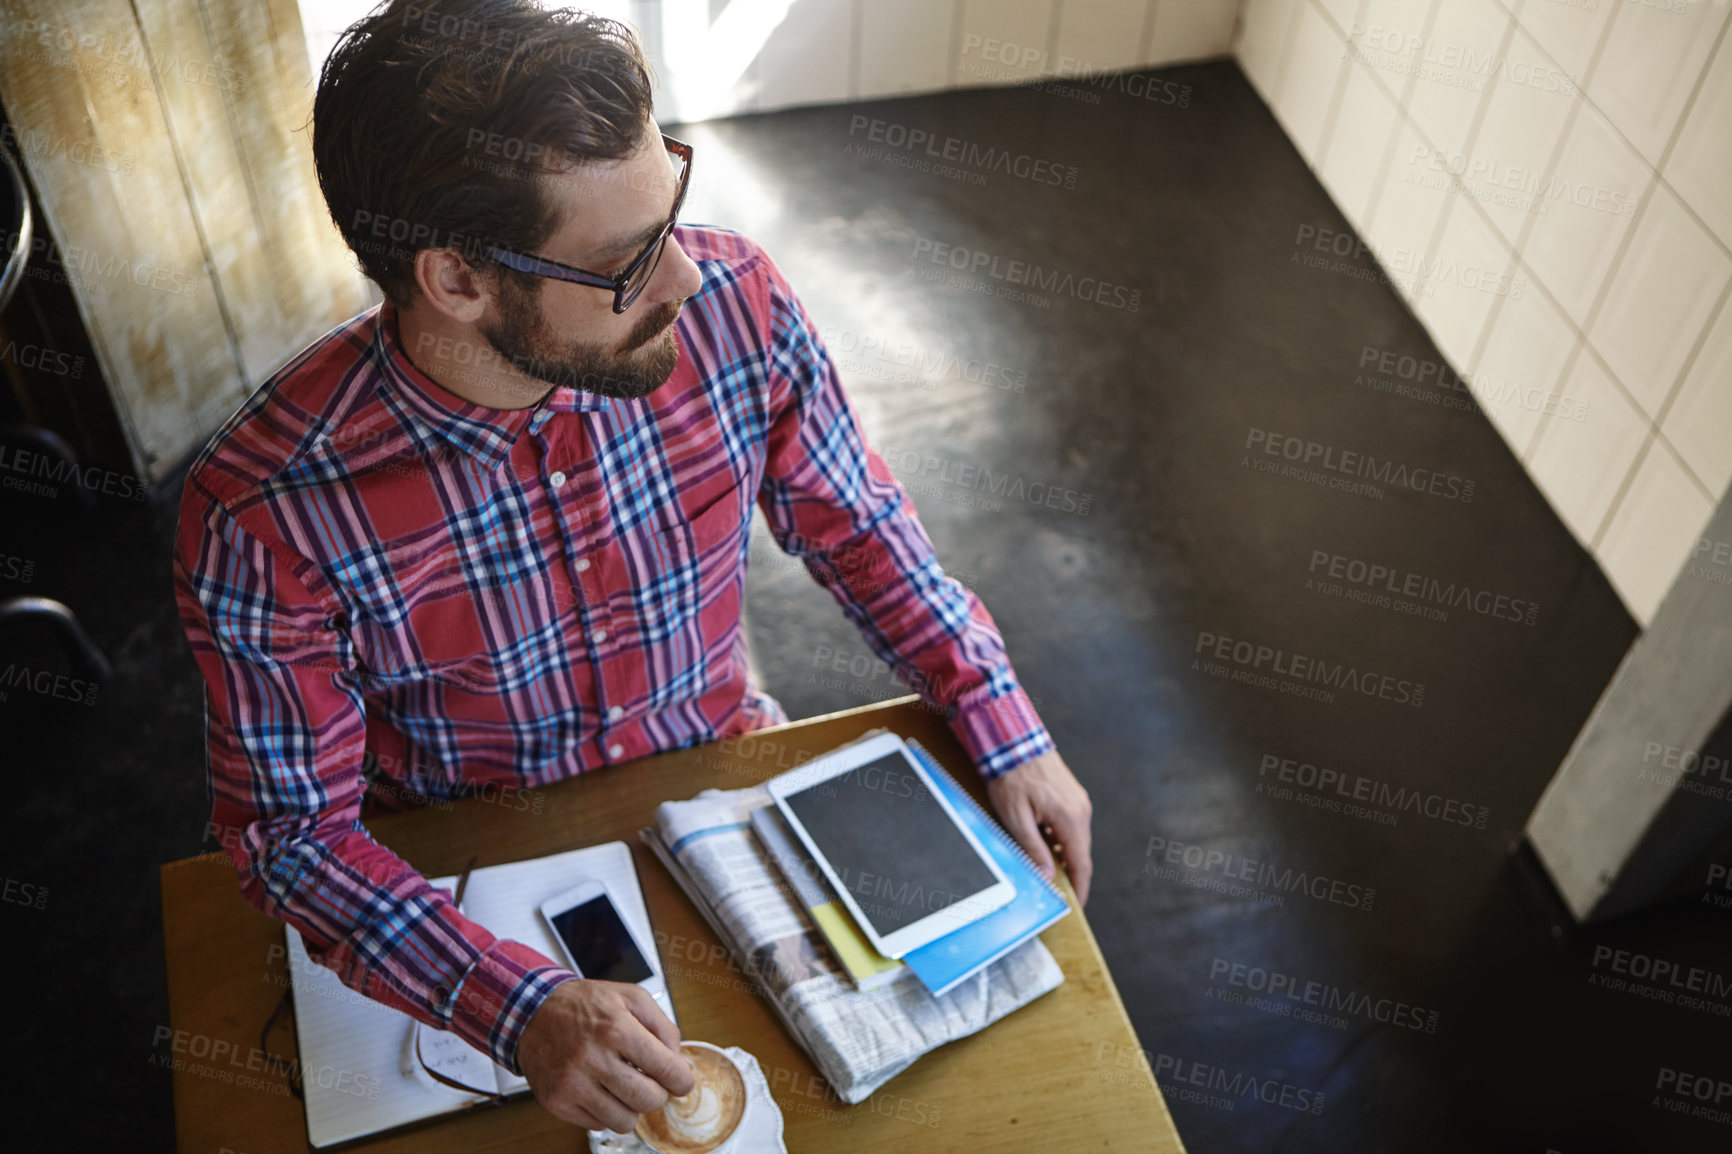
[173,224,1053,1073]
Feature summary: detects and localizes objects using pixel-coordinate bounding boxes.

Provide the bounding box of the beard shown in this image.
[481,279,682,402]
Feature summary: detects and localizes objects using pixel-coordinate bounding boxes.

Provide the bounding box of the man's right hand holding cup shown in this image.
[517,980,696,1133]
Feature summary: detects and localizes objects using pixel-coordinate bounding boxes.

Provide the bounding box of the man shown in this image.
[173,0,1092,1136]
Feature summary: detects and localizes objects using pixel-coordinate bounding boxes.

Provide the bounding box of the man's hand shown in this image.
[986,749,1093,906]
[517,979,694,1133]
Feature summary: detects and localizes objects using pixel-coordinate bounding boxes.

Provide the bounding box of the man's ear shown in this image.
[412,248,492,324]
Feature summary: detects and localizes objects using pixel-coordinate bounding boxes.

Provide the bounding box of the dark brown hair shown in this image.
[312,0,655,305]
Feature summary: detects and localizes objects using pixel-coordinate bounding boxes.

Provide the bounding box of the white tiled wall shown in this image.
[1238,0,1732,625]
[302,1,1237,119]
[637,0,1239,119]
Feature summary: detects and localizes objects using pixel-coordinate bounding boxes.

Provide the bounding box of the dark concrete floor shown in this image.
[5,59,1726,1153]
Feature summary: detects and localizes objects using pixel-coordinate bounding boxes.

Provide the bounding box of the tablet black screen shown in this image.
[781,750,998,937]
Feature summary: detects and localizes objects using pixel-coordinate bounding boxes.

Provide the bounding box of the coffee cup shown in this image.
[633,1041,749,1154]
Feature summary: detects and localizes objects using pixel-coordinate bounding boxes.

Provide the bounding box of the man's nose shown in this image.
[652,235,703,303]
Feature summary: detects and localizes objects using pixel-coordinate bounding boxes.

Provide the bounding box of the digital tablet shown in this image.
[767,732,1015,958]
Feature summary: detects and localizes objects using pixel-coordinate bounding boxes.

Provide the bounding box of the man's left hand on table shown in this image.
[985,750,1093,907]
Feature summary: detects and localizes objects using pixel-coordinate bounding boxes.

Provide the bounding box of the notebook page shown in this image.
[285,926,494,1148]
[452,842,664,1096]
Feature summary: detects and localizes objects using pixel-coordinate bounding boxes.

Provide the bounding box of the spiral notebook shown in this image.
[893,738,1071,996]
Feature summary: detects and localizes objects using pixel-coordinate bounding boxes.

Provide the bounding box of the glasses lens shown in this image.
[613,144,688,312]
[617,230,669,312]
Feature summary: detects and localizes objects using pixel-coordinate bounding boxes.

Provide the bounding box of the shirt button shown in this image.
[591,628,608,645]
[608,705,624,721]
[575,558,591,573]
[549,471,567,489]
[609,743,625,759]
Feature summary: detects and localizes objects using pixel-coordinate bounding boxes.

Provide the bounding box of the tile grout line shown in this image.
[847,0,862,102]
[1305,0,1367,178]
[1267,0,1301,107]
[1136,0,1160,68]
[1587,425,1659,553]
[1414,4,1520,381]
[1646,279,1731,504]
[1510,90,1600,467]
[1659,3,1732,174]
[1650,7,1732,256]
[946,0,964,89]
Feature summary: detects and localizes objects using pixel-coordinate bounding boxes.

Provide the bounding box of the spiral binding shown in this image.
[901,735,1066,903]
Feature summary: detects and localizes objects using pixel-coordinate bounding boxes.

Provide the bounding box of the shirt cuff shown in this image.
[445,939,579,1074]
[949,684,1055,781]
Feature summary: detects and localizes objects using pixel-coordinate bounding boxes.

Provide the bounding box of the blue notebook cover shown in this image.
[900,738,1071,996]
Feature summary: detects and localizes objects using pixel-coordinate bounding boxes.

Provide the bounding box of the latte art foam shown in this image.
[663,1082,728,1143]
[635,1044,746,1154]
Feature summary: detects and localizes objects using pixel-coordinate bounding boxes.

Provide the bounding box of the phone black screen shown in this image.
[549,894,654,983]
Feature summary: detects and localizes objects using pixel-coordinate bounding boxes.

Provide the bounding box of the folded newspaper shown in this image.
[640,730,1065,1105]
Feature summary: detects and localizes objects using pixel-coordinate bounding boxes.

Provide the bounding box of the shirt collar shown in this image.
[373,300,620,470]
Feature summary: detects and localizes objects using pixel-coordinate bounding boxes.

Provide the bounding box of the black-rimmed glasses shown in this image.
[253,856,500,1106]
[486,134,692,314]
[411,855,507,1102]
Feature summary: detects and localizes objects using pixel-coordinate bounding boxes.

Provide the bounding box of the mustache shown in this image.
[621,300,681,352]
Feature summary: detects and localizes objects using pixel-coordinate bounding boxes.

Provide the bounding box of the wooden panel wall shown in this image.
[0,0,371,482]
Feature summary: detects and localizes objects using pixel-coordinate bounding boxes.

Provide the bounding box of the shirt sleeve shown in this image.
[173,480,577,1073]
[752,254,1056,780]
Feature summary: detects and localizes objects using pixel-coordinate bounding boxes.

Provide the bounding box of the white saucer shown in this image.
[588,1045,786,1154]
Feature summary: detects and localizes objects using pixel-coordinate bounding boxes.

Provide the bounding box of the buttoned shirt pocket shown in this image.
[630,478,747,671]
[669,480,747,590]
[685,481,748,552]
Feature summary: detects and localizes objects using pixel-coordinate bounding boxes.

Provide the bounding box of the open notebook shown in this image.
[284,841,667,1149]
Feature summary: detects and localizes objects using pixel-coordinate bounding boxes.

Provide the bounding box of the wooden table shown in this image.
[161,696,1186,1153]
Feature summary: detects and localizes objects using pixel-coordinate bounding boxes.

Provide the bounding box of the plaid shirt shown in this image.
[173,224,1053,1074]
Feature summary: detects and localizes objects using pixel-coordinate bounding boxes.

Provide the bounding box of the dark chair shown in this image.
[0,122,28,312]
[0,138,110,688]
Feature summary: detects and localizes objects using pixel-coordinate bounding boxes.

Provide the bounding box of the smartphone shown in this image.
[539,879,676,1027]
